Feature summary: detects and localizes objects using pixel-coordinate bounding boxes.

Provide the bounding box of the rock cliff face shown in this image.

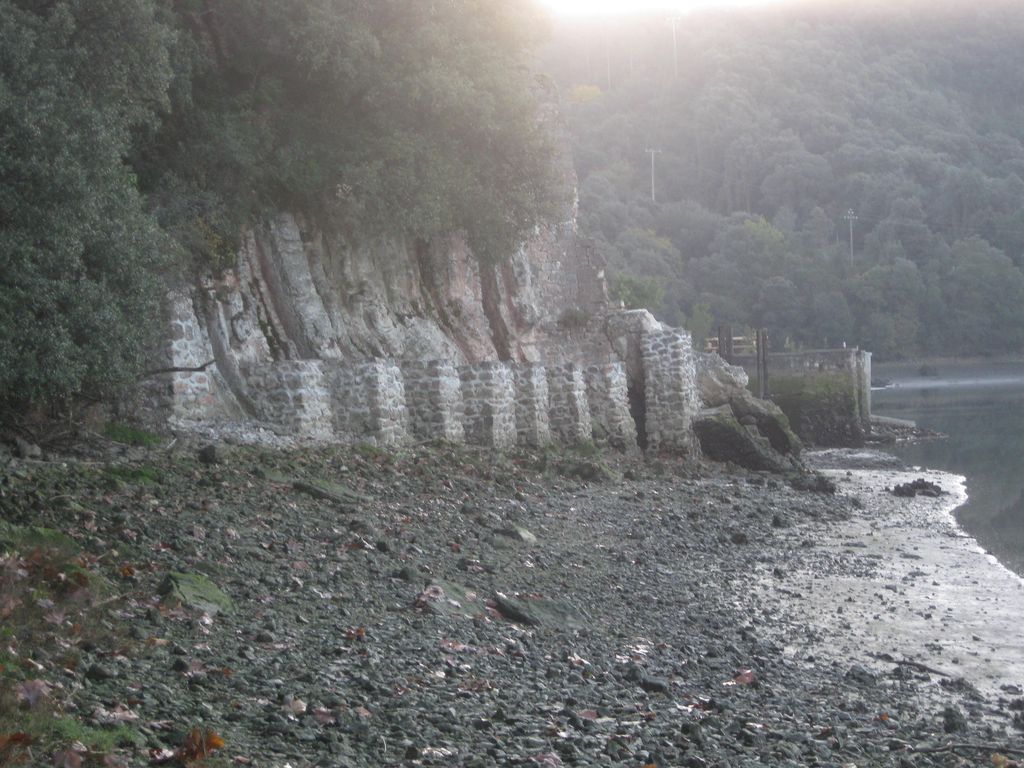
[141,205,701,457]
[140,92,701,456]
[150,204,609,414]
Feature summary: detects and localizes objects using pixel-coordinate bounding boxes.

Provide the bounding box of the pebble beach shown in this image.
[2,442,1023,766]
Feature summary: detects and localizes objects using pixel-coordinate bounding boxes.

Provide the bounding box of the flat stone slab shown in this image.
[160,572,233,615]
[491,592,584,630]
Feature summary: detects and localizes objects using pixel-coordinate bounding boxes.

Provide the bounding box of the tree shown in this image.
[140,0,561,267]
[933,238,1024,353]
[546,2,1024,357]
[0,0,174,412]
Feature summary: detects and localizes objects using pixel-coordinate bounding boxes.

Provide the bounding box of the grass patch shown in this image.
[0,522,77,556]
[102,422,162,448]
[46,715,143,751]
[102,464,164,488]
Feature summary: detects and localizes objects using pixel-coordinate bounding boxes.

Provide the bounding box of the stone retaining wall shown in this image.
[149,308,705,456]
[242,361,333,439]
[459,363,518,450]
[641,330,701,456]
[324,361,409,446]
[731,348,872,446]
[402,361,466,444]
[585,363,638,452]
[546,364,593,444]
[513,365,553,447]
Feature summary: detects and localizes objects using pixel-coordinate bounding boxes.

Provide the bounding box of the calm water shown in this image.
[872,360,1024,578]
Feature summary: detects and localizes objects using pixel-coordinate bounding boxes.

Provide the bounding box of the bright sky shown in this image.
[539,0,784,15]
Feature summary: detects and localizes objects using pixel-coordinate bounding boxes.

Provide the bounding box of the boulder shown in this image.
[729,390,802,456]
[693,406,791,473]
[696,352,749,408]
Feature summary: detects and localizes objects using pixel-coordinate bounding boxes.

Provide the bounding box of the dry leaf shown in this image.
[725,669,758,687]
[312,707,337,726]
[178,728,225,761]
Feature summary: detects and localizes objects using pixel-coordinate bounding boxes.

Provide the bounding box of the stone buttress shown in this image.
[401,361,466,444]
[458,362,518,450]
[323,361,409,446]
[546,363,593,444]
[241,361,332,439]
[512,364,553,447]
[641,330,701,456]
[585,363,638,452]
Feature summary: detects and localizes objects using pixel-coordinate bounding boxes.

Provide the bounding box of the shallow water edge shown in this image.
[761,462,1024,700]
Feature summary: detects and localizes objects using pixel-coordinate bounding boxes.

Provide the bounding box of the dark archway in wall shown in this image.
[628,380,648,450]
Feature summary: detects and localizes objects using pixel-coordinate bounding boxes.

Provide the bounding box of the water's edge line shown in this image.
[834,462,1024,587]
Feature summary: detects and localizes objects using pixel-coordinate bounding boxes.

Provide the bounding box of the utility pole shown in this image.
[645,148,662,203]
[843,208,858,265]
[669,16,682,79]
[605,29,612,90]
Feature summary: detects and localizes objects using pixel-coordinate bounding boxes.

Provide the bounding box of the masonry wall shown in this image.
[146,299,708,457]
[585,363,638,452]
[546,364,593,444]
[459,363,517,450]
[641,330,701,457]
[513,365,553,447]
[324,361,409,446]
[241,361,333,439]
[402,361,465,444]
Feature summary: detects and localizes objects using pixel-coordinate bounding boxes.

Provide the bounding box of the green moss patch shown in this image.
[102,422,163,447]
[160,572,233,615]
[768,374,864,447]
[0,521,77,555]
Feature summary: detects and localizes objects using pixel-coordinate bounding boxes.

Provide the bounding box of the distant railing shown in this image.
[704,335,756,357]
[705,326,769,399]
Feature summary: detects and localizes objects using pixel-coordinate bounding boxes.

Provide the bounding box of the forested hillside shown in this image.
[0,0,556,416]
[543,0,1024,358]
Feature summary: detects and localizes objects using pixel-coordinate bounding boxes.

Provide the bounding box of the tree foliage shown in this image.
[544,0,1024,358]
[1,0,560,414]
[0,0,173,410]
[139,0,560,267]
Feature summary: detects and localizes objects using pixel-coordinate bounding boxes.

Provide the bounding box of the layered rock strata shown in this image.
[141,206,703,452]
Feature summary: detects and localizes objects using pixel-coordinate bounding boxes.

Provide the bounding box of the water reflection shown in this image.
[873,360,1024,577]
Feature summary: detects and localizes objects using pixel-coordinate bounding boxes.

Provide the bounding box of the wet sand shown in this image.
[762,465,1024,699]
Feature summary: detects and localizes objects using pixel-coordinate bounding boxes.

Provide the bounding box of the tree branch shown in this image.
[140,360,216,378]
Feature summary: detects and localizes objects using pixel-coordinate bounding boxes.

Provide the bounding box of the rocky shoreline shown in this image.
[2,441,1023,767]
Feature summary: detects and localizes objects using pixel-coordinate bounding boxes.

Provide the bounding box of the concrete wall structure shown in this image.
[732,348,872,447]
